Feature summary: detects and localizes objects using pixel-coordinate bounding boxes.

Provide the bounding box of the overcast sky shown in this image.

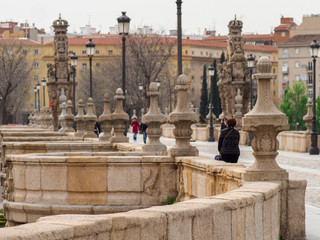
[2,0,318,35]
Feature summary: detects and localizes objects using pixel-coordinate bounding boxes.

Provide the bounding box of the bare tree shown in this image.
[0,42,33,124]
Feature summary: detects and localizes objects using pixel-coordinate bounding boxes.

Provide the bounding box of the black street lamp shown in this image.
[139,83,143,120]
[33,86,37,111]
[36,82,40,111]
[85,39,95,98]
[41,77,46,107]
[208,65,215,142]
[117,11,131,111]
[176,0,182,76]
[309,40,320,155]
[70,52,78,117]
[247,53,255,146]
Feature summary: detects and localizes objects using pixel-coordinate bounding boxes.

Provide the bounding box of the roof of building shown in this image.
[205,34,274,41]
[45,37,123,46]
[0,38,40,46]
[279,34,320,47]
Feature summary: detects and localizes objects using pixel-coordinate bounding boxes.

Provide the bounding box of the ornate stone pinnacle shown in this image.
[99,93,112,141]
[242,57,289,181]
[74,99,85,137]
[83,98,97,138]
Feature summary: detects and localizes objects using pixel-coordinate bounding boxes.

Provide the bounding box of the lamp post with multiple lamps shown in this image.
[85,39,95,98]
[41,77,46,107]
[36,82,40,111]
[70,52,78,117]
[247,54,255,146]
[309,40,320,155]
[139,83,143,120]
[117,11,131,110]
[208,65,215,142]
[33,86,37,111]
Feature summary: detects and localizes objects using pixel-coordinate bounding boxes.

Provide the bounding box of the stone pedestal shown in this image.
[83,98,97,138]
[142,82,167,155]
[242,57,289,181]
[74,99,85,137]
[110,88,129,143]
[168,75,199,157]
[99,93,112,141]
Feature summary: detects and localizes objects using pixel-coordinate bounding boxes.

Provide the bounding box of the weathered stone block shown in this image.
[107,192,141,206]
[41,165,67,191]
[26,165,41,190]
[108,166,141,192]
[68,192,107,205]
[42,191,68,204]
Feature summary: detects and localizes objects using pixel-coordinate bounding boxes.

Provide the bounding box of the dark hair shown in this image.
[227,117,236,128]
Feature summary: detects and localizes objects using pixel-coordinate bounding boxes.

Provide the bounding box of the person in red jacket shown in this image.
[130,117,140,141]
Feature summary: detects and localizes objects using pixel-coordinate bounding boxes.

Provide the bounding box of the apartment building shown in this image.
[278,34,320,101]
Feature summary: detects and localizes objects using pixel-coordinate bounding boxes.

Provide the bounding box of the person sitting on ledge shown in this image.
[218,117,240,163]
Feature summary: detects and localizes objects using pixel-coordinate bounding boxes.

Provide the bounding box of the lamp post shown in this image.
[36,82,40,111]
[41,77,46,107]
[139,83,143,120]
[117,12,131,110]
[85,39,95,98]
[33,86,37,111]
[247,53,255,146]
[176,0,182,76]
[70,52,78,117]
[309,40,320,155]
[208,65,215,142]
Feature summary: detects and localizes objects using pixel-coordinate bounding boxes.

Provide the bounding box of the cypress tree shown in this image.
[220,51,225,64]
[199,65,208,123]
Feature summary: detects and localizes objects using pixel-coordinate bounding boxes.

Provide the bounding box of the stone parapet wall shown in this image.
[0,180,283,239]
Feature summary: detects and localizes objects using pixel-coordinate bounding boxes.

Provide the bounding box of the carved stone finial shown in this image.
[168,74,199,157]
[64,100,75,132]
[110,88,129,143]
[257,56,272,74]
[83,98,97,138]
[142,82,167,155]
[98,93,112,141]
[242,56,289,181]
[303,98,313,133]
[74,99,85,137]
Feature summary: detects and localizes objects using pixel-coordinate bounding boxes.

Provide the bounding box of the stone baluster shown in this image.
[98,93,112,141]
[303,98,313,133]
[83,98,97,138]
[64,100,75,132]
[74,99,85,137]
[242,56,289,181]
[234,88,243,130]
[168,74,199,157]
[110,88,129,143]
[142,82,167,155]
[58,88,67,132]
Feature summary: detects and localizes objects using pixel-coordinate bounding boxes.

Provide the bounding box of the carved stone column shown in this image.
[58,89,67,132]
[64,100,75,132]
[234,88,243,130]
[74,99,85,137]
[98,93,112,141]
[303,98,313,133]
[168,75,199,157]
[110,88,129,143]
[83,98,97,138]
[142,82,167,155]
[242,57,289,181]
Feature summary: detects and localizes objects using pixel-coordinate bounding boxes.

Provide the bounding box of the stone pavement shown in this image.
[129,133,320,240]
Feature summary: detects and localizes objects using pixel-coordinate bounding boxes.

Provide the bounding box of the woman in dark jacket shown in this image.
[218,117,240,163]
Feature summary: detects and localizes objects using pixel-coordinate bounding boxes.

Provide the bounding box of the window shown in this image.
[295,62,300,68]
[200,51,203,56]
[308,74,313,85]
[308,62,313,71]
[95,63,100,68]
[282,49,289,58]
[295,75,300,81]
[95,50,100,54]
[34,75,39,81]
[308,89,313,98]
[22,49,28,55]
[108,50,113,55]
[82,63,87,71]
[34,62,39,68]
[281,32,286,37]
[82,50,86,54]
[301,75,307,81]
[34,49,39,55]
[185,50,188,54]
[68,50,73,54]
[191,51,194,55]
[295,48,300,54]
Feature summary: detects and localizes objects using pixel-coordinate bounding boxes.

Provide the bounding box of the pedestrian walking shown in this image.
[140,123,148,144]
[218,117,240,163]
[130,117,140,142]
